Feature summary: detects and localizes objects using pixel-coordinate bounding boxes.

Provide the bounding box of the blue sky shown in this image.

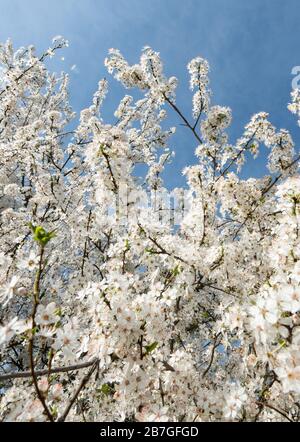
[0,0,299,188]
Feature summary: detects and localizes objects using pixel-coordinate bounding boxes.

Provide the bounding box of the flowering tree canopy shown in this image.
[0,37,300,422]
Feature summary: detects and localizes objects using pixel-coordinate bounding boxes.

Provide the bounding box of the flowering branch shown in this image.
[255,401,293,423]
[0,358,98,381]
[28,244,54,422]
[1,38,300,422]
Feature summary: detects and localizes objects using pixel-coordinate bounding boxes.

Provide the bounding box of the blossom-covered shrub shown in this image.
[0,37,299,422]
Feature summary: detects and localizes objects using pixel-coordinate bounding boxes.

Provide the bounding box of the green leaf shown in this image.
[145,247,156,254]
[145,341,158,354]
[172,265,180,276]
[29,223,56,246]
[50,405,58,418]
[278,338,286,347]
[100,383,114,395]
[31,326,38,335]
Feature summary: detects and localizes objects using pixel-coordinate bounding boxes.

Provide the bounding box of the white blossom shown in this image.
[0,37,299,423]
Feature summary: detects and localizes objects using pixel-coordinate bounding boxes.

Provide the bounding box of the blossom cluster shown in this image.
[0,38,299,422]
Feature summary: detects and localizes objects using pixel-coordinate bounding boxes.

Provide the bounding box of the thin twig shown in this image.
[163,94,203,145]
[202,333,221,377]
[57,359,99,422]
[255,401,293,422]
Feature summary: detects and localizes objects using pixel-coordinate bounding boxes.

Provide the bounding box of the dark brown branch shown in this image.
[255,401,293,422]
[81,209,92,277]
[202,333,221,377]
[148,233,188,266]
[57,359,99,422]
[218,134,256,179]
[163,93,203,145]
[0,358,98,381]
[102,149,118,193]
[28,245,54,422]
